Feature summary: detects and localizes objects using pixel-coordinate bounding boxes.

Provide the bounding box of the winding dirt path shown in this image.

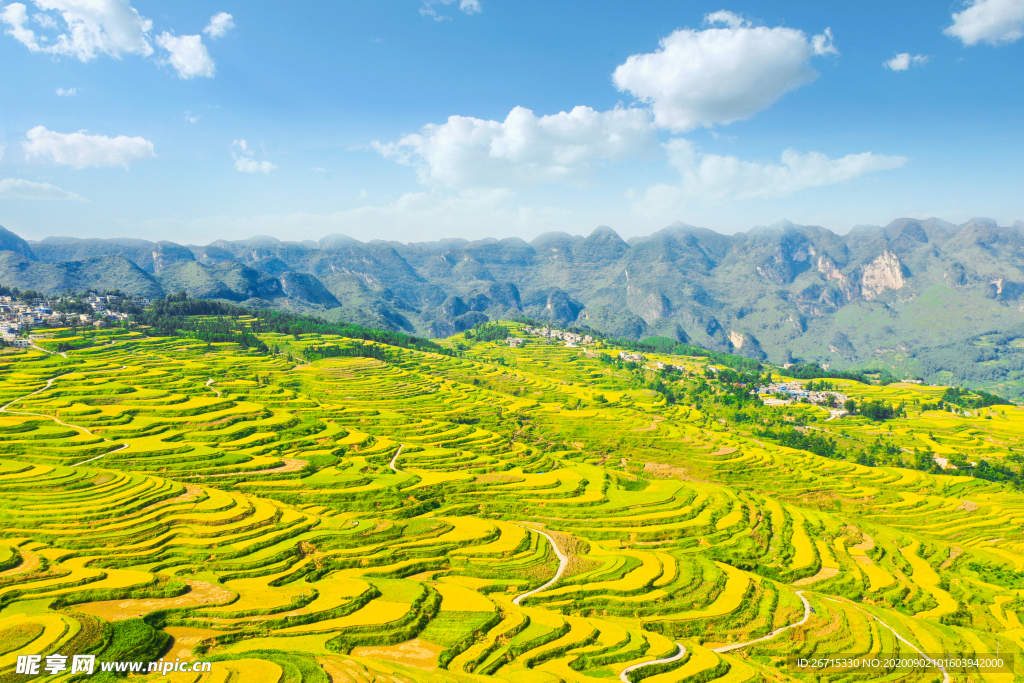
[205,378,221,397]
[820,596,950,683]
[0,366,129,436]
[71,442,130,467]
[0,377,86,429]
[618,642,687,682]
[0,366,130,468]
[31,343,67,359]
[511,526,569,607]
[389,443,405,472]
[712,590,811,653]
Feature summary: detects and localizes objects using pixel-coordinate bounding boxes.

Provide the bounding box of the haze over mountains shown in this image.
[4,217,1024,394]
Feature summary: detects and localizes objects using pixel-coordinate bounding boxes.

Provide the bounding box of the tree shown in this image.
[861,400,896,421]
[844,398,856,413]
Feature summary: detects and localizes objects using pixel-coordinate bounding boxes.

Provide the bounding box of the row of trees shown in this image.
[940,386,1012,408]
[465,322,511,342]
[784,362,898,385]
[132,293,453,357]
[0,285,43,300]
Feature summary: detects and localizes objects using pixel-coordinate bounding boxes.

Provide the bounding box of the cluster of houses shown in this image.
[0,294,143,345]
[654,360,688,372]
[518,326,685,366]
[523,326,595,348]
[756,381,850,418]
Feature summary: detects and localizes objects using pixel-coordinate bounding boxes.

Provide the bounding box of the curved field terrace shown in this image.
[0,320,1022,682]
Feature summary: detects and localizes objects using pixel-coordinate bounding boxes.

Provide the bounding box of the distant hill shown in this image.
[8,217,1024,395]
[0,251,163,297]
[0,225,35,260]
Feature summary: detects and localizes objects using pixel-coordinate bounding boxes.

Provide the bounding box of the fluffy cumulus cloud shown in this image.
[420,0,481,21]
[884,53,929,71]
[232,139,275,174]
[945,0,1024,45]
[373,105,657,190]
[203,11,233,38]
[612,11,838,132]
[0,178,82,200]
[23,125,155,168]
[0,0,153,61]
[234,157,275,174]
[632,139,907,216]
[155,32,214,78]
[2,0,222,77]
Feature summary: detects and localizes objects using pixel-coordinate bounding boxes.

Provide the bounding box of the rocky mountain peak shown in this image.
[151,241,196,273]
[860,250,905,300]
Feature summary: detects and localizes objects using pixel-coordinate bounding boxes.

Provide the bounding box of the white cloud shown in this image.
[232,139,275,174]
[373,105,657,190]
[23,125,155,168]
[155,32,214,78]
[0,178,82,200]
[203,11,233,38]
[1,0,154,61]
[0,143,4,161]
[1,3,34,45]
[884,53,929,71]
[32,12,57,29]
[184,111,200,123]
[55,86,78,95]
[3,1,223,78]
[420,0,481,21]
[234,157,275,174]
[945,0,1024,45]
[703,10,746,29]
[632,139,907,216]
[612,11,838,132]
[811,27,839,55]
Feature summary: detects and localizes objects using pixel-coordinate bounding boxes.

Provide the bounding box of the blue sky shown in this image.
[0,0,1022,244]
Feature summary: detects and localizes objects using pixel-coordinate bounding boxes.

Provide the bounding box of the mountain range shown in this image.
[4,217,1024,396]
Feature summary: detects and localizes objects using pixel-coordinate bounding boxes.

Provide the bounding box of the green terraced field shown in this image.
[1,321,1024,682]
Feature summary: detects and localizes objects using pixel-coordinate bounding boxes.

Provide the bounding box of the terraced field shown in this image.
[1,322,1023,682]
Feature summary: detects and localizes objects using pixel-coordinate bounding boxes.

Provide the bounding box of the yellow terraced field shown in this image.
[0,321,1022,682]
